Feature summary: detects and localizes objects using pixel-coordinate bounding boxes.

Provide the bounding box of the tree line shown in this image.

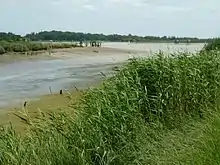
[0,31,210,43]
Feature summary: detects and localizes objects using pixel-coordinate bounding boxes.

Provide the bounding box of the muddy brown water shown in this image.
[0,42,204,108]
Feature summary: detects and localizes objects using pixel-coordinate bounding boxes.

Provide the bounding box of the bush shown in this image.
[203,38,220,51]
[27,42,47,51]
[0,41,13,52]
[11,43,29,52]
[0,46,5,54]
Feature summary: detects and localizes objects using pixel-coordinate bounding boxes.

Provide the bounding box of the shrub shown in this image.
[203,38,220,51]
[27,42,48,51]
[11,43,29,52]
[0,45,5,54]
[0,41,13,52]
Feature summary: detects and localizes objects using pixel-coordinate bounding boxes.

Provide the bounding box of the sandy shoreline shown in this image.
[0,47,136,65]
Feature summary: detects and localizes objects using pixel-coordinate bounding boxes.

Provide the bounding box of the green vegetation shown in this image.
[203,38,220,51]
[0,31,211,43]
[0,41,80,55]
[0,32,24,42]
[0,32,86,55]
[26,31,209,43]
[1,47,220,164]
[0,46,5,54]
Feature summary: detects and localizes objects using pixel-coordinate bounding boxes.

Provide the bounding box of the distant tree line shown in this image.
[25,31,209,43]
[0,31,211,43]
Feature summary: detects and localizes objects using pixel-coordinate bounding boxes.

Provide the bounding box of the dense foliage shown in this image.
[0,31,209,43]
[1,50,220,164]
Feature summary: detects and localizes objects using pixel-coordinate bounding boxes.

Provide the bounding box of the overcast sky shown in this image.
[0,0,219,37]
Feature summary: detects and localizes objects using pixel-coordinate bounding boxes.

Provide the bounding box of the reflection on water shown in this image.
[0,42,204,107]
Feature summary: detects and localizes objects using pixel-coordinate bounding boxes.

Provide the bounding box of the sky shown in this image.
[0,0,219,38]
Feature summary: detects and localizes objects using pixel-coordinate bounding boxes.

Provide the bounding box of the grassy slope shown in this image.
[0,50,220,164]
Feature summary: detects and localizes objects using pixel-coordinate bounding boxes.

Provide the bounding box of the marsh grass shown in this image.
[0,50,220,164]
[0,41,80,55]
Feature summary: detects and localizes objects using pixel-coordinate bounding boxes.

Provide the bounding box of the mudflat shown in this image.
[0,47,135,64]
